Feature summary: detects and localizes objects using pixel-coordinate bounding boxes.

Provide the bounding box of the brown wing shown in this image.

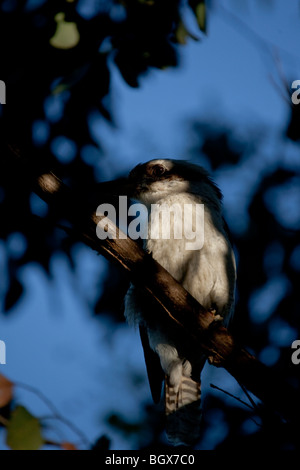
[139,325,164,404]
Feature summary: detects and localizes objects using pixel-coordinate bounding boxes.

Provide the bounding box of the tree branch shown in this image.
[4,144,299,426]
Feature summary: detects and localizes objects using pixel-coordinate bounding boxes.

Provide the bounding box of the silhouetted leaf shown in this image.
[4,279,24,312]
[107,414,142,435]
[92,435,110,450]
[286,104,300,141]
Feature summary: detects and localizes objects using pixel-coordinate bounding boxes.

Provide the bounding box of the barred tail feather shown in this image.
[165,375,202,446]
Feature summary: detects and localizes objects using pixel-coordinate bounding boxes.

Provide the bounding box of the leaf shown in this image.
[6,406,44,450]
[0,374,14,408]
[61,442,77,450]
[175,20,199,45]
[50,12,80,50]
[137,0,155,4]
[52,64,90,95]
[189,0,206,33]
[196,2,206,32]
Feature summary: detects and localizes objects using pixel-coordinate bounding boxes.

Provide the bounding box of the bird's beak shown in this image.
[95,177,136,198]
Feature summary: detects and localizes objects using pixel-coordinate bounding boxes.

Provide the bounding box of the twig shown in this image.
[210,383,254,411]
[216,4,299,105]
[14,381,90,448]
[238,382,260,413]
[217,3,300,61]
[0,414,9,427]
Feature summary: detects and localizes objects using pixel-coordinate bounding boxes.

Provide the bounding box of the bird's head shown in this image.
[126,159,223,207]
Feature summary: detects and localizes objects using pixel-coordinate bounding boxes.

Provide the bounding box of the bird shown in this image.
[123,158,236,446]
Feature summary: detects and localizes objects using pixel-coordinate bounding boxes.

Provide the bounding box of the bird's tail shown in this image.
[165,375,202,446]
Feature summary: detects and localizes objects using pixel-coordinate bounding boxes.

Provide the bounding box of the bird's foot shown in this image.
[208,307,223,323]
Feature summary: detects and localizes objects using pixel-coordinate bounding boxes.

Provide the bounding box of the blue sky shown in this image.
[96,0,300,169]
[0,0,300,450]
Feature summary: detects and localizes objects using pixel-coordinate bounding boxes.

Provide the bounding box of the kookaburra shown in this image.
[123,159,236,446]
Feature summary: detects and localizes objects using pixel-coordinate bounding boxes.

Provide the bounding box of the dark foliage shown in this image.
[0,0,190,310]
[0,0,299,450]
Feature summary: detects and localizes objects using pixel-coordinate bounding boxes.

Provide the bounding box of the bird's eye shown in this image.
[152,165,166,177]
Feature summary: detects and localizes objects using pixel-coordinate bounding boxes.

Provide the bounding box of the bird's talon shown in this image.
[213,314,222,322]
[208,356,214,365]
